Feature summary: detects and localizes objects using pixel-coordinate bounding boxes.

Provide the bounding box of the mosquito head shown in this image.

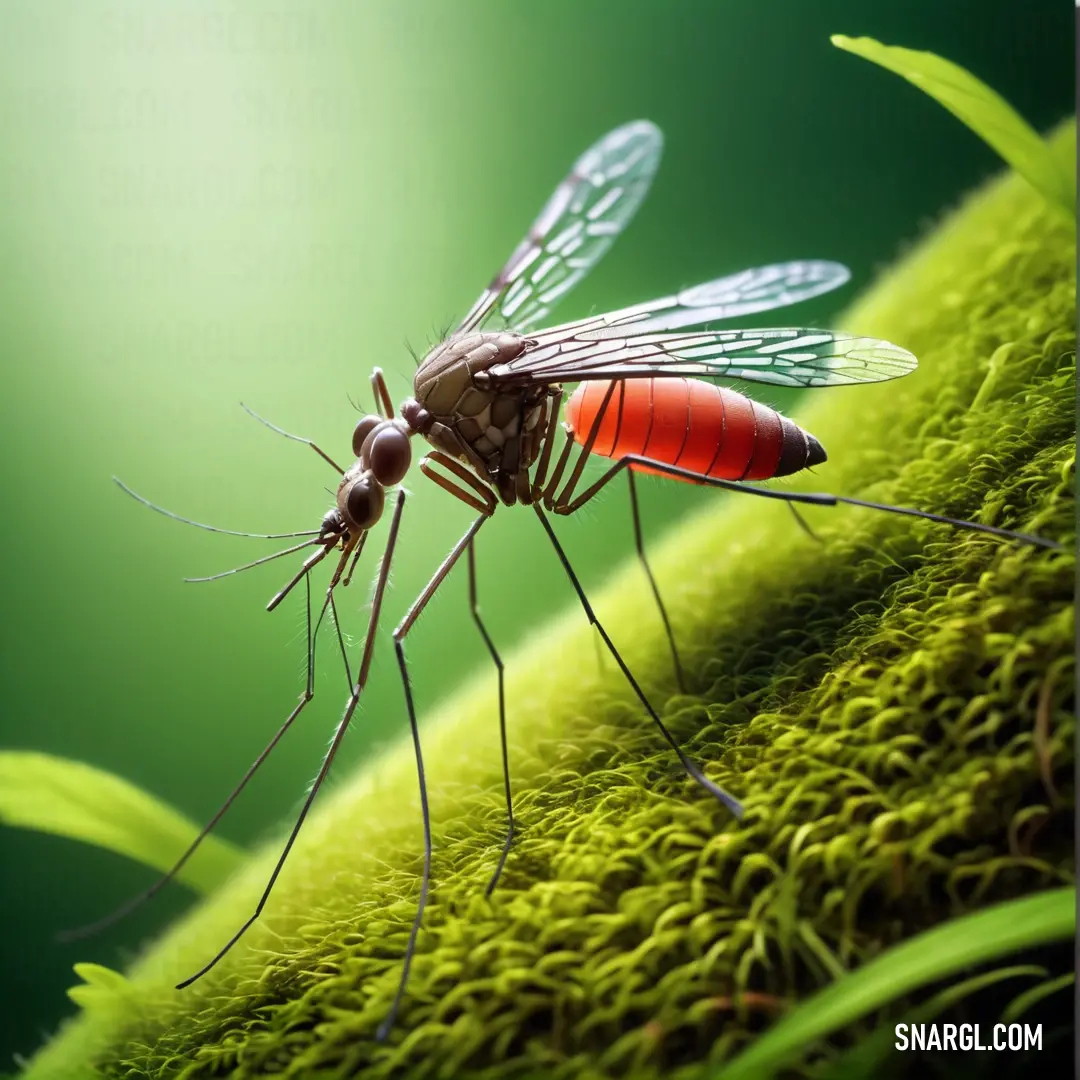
[336,462,386,532]
[352,416,412,488]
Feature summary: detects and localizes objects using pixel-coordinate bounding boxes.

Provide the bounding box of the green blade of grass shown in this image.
[832,34,1075,220]
[1001,971,1075,1024]
[0,750,244,895]
[718,887,1076,1080]
[823,964,1050,1080]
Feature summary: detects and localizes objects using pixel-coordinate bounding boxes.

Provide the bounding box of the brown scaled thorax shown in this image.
[404,331,550,505]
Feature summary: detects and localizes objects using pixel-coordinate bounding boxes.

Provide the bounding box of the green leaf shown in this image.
[718,887,1076,1080]
[0,751,244,895]
[824,964,1049,1080]
[832,34,1076,220]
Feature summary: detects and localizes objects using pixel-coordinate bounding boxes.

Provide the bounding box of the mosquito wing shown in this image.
[456,121,664,337]
[552,260,853,337]
[483,324,917,390]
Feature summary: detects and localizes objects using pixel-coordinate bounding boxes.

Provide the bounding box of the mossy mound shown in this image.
[27,125,1075,1080]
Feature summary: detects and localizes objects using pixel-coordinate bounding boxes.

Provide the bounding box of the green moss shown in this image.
[27,124,1075,1080]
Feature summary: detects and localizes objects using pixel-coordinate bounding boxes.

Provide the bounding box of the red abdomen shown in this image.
[564,377,824,481]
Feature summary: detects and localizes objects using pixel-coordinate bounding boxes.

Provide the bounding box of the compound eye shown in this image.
[352,416,383,459]
[363,425,411,487]
[344,477,385,531]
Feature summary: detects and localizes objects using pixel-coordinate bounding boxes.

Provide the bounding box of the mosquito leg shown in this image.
[540,385,680,686]
[342,532,369,588]
[327,590,354,689]
[419,451,499,515]
[371,367,395,420]
[417,459,507,890]
[534,504,743,818]
[175,496,406,990]
[540,425,578,509]
[536,382,602,511]
[240,403,346,474]
[58,541,351,942]
[268,538,342,611]
[542,380,621,511]
[530,389,564,501]
[553,452,1063,550]
[464,539,514,898]
[379,511,490,1041]
[628,469,687,692]
[547,377,628,514]
[787,502,824,544]
[542,446,1055,814]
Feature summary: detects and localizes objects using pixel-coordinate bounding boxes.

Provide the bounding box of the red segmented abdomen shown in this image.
[564,377,824,482]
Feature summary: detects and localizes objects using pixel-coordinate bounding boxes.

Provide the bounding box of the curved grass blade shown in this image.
[717,887,1076,1080]
[0,751,244,895]
[823,964,1049,1080]
[831,35,1076,220]
[1001,970,1074,1024]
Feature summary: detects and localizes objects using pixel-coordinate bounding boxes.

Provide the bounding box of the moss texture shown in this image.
[27,124,1076,1080]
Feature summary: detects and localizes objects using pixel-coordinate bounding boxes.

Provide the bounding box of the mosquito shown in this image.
[66,120,1061,1039]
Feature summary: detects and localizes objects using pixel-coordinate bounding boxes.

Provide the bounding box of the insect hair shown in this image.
[428,319,455,350]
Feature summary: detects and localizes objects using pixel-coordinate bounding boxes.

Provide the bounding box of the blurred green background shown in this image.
[0,0,1071,1067]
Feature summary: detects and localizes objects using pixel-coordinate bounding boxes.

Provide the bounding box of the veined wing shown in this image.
[550,260,852,337]
[456,121,663,336]
[483,326,917,390]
